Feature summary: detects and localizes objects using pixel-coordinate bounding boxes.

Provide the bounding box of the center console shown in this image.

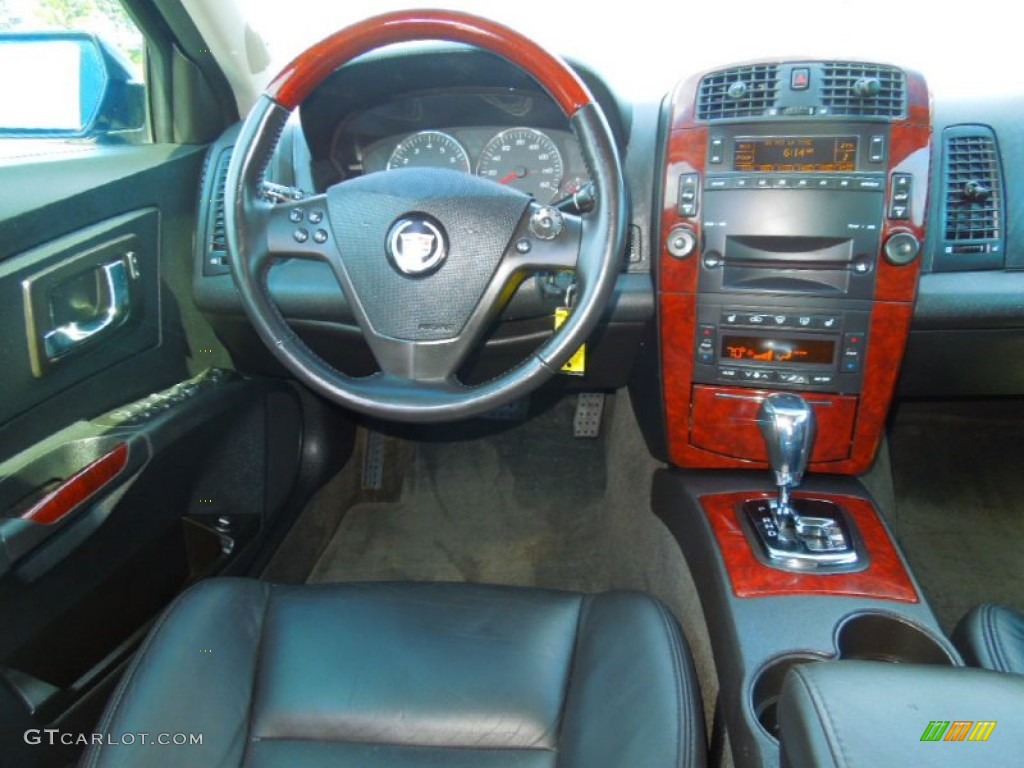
[652,61,955,768]
[658,60,929,473]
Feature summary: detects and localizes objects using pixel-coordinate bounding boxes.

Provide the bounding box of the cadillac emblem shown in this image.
[386,216,448,276]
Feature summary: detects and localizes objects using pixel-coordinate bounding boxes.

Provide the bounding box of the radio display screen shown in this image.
[733,136,858,172]
[721,335,836,365]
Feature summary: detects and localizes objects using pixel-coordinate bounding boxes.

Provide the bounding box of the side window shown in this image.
[0,0,148,143]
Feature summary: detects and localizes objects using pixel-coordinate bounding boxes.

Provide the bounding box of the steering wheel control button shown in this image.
[667,227,697,259]
[529,206,564,240]
[288,209,304,223]
[293,228,309,243]
[313,229,329,244]
[386,215,448,277]
[308,210,324,224]
[884,232,921,265]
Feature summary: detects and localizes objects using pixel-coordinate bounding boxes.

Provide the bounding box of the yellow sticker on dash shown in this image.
[554,307,585,375]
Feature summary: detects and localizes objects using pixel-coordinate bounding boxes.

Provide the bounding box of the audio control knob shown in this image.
[884,232,921,266]
[666,226,697,258]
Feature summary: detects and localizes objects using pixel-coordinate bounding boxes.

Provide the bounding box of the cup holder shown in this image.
[836,612,957,665]
[751,614,955,741]
[751,653,828,740]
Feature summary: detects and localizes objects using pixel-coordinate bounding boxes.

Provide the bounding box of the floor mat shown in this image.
[307,393,719,728]
[889,401,1024,633]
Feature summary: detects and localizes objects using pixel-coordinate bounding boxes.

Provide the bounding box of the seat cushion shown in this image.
[953,603,1024,674]
[82,579,705,768]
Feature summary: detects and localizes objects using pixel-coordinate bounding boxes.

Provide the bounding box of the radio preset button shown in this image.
[709,137,724,164]
[869,135,886,163]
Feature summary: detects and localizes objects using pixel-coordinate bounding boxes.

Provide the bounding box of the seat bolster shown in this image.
[83,578,272,768]
[557,592,706,768]
[953,604,1024,674]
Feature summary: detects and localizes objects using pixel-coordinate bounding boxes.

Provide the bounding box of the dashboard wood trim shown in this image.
[701,491,919,602]
[266,10,593,115]
[658,65,931,474]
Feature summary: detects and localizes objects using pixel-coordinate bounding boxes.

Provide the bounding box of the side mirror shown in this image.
[0,31,146,140]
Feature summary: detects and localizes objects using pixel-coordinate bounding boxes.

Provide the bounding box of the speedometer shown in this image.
[387,131,471,173]
[477,128,564,202]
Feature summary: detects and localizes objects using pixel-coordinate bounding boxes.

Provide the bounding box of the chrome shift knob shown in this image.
[757,393,815,509]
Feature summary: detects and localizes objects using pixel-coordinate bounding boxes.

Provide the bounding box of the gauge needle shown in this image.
[498,167,528,184]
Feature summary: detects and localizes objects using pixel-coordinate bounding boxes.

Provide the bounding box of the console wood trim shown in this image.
[701,491,919,602]
[690,386,856,463]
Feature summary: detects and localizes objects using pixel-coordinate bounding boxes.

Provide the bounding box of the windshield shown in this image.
[240,0,1020,102]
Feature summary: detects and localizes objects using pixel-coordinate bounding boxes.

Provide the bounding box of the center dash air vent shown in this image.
[697,65,779,121]
[202,148,233,276]
[933,126,1005,271]
[821,63,905,118]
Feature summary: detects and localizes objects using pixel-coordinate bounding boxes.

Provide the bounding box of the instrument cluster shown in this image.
[326,91,591,204]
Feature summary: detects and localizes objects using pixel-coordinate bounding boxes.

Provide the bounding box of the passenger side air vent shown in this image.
[202,148,233,276]
[697,65,779,121]
[821,63,905,118]
[933,126,1005,271]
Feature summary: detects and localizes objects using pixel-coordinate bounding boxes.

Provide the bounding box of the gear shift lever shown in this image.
[757,393,815,535]
[739,392,863,571]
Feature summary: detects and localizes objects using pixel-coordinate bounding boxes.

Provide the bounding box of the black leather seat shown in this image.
[83,579,706,767]
[953,603,1024,675]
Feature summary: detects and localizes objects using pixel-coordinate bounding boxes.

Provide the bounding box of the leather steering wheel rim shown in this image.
[225,10,626,423]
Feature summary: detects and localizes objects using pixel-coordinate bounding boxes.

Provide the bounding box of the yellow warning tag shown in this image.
[554,307,586,375]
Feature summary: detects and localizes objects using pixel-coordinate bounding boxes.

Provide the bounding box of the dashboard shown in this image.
[193,44,1024,445]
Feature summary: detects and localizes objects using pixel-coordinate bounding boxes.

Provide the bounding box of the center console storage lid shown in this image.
[778,660,1024,767]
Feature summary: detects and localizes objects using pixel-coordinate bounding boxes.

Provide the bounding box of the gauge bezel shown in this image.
[476,127,565,203]
[386,129,472,173]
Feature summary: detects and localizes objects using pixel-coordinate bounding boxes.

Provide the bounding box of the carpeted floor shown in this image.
[889,400,1024,634]
[304,393,720,731]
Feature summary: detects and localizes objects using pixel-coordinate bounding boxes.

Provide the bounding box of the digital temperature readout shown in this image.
[733,136,858,173]
[721,336,836,365]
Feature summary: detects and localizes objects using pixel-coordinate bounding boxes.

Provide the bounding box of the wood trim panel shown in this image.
[658,65,931,474]
[21,443,129,525]
[266,10,593,114]
[701,491,918,602]
[690,386,857,463]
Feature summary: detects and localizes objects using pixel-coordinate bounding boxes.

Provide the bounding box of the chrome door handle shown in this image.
[43,260,131,360]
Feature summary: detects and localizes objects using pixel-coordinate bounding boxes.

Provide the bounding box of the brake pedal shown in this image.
[573,393,605,438]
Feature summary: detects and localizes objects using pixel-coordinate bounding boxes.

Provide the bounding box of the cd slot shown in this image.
[721,235,854,294]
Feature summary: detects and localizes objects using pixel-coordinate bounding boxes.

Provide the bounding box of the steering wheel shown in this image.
[225,10,626,422]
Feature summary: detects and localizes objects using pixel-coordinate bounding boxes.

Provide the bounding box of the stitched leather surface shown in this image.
[954,603,1024,674]
[83,579,705,768]
[778,660,1024,768]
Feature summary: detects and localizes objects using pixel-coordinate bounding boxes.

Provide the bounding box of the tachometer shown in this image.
[477,128,564,202]
[387,131,471,173]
